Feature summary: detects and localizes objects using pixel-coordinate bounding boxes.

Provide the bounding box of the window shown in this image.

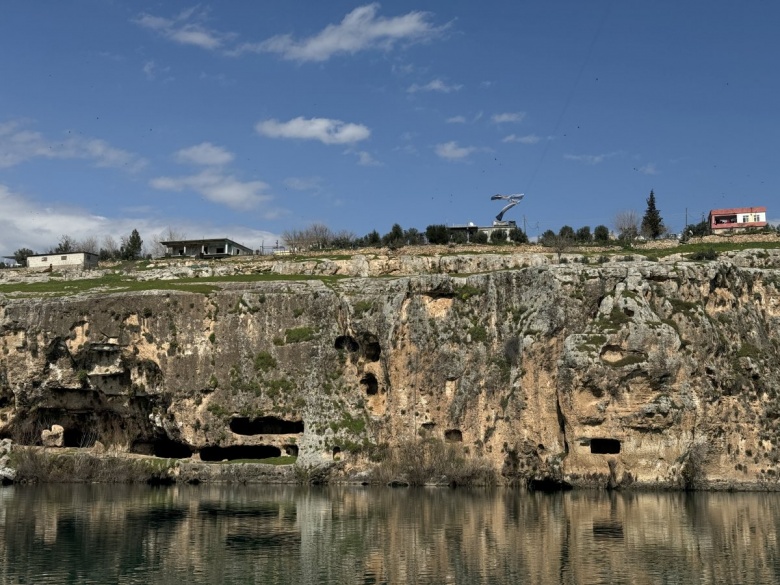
[41,257,47,262]
[61,256,67,260]
[216,247,225,254]
[742,215,749,223]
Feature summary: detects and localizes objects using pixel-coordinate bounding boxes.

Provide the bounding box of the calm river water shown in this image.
[1,484,779,584]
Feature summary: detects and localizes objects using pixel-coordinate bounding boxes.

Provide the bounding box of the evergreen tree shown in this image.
[641,190,665,239]
[594,225,610,243]
[508,227,528,244]
[425,224,449,245]
[13,248,35,265]
[120,229,143,260]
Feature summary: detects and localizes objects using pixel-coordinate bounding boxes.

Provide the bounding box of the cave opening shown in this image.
[63,427,97,448]
[359,333,381,362]
[590,438,621,454]
[284,444,299,456]
[444,429,463,442]
[130,437,193,458]
[360,373,379,396]
[199,444,281,461]
[230,416,304,436]
[334,335,360,352]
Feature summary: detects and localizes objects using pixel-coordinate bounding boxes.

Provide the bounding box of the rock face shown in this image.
[1,250,780,488]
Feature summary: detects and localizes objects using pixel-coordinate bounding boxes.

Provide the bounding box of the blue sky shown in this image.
[2,1,779,254]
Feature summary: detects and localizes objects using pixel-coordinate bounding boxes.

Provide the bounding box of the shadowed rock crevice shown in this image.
[334,335,359,352]
[229,416,304,436]
[199,444,281,461]
[360,373,378,395]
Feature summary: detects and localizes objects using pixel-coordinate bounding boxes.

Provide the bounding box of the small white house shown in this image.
[27,252,100,270]
[161,238,254,259]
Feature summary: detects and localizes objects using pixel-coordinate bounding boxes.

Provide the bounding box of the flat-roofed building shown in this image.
[161,238,254,258]
[709,206,767,232]
[26,252,99,270]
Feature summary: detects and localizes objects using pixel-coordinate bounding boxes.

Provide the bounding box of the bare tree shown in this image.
[151,227,187,257]
[614,210,640,245]
[308,223,332,249]
[78,236,99,255]
[100,235,119,260]
[281,228,302,252]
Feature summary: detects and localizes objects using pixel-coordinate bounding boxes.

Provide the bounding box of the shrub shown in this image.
[689,248,718,261]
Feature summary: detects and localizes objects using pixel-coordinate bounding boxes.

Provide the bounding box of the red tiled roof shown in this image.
[709,206,766,215]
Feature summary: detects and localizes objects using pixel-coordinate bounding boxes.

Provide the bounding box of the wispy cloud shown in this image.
[0,120,146,171]
[407,78,462,93]
[503,134,540,144]
[233,3,446,61]
[446,115,466,124]
[0,184,281,254]
[134,7,233,50]
[492,112,526,124]
[256,117,370,145]
[150,169,272,211]
[638,162,658,175]
[435,141,476,161]
[355,150,381,166]
[175,142,234,166]
[564,152,619,165]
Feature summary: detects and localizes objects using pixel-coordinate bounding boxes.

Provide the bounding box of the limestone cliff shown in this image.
[1,249,780,488]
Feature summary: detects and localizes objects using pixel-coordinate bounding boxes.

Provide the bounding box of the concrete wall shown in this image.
[27,253,98,270]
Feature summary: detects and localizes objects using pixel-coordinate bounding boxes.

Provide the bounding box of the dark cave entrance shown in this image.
[199,444,282,461]
[360,373,379,396]
[131,437,193,458]
[334,335,360,352]
[590,438,621,454]
[229,417,304,436]
[444,429,463,442]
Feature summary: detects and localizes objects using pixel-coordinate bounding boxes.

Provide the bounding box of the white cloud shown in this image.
[492,112,526,124]
[134,7,232,50]
[0,184,281,256]
[407,78,462,93]
[564,152,619,165]
[638,162,658,175]
[356,151,381,166]
[0,120,146,171]
[150,169,272,210]
[446,115,466,124]
[175,142,234,166]
[435,141,476,161]
[503,134,540,144]
[256,116,370,145]
[234,3,444,62]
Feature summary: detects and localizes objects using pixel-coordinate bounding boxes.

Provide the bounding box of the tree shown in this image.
[152,227,187,257]
[539,229,556,246]
[404,227,424,245]
[471,231,488,244]
[364,230,381,247]
[641,189,665,239]
[53,234,77,254]
[425,224,449,245]
[594,225,610,243]
[614,210,640,245]
[558,225,575,240]
[383,223,405,248]
[508,227,528,244]
[490,229,507,244]
[78,236,99,255]
[330,230,357,249]
[13,248,35,265]
[575,226,592,243]
[120,229,143,260]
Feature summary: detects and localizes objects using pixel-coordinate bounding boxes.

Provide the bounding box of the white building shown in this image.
[27,252,100,270]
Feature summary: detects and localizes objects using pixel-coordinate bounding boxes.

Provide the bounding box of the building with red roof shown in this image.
[708,206,767,232]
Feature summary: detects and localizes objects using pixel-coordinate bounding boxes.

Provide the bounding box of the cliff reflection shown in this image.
[2,485,780,584]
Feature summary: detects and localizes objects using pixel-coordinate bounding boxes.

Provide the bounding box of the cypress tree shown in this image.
[641,190,665,239]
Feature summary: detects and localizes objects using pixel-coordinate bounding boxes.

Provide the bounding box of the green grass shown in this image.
[0,271,347,298]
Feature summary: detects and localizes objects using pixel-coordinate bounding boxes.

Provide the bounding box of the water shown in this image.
[1,484,779,584]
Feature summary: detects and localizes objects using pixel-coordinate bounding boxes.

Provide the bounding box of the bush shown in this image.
[594,225,610,243]
[490,229,507,244]
[689,248,718,261]
[425,224,449,245]
[508,227,528,243]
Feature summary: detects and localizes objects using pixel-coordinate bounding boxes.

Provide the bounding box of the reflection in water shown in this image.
[2,485,780,584]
